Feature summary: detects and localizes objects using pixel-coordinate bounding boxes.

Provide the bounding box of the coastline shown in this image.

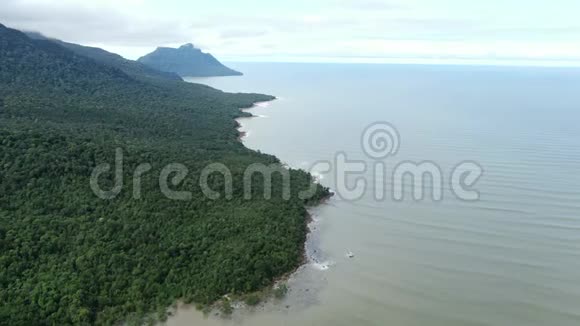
[235,100,275,141]
[166,97,332,322]
[236,97,334,286]
[235,97,333,289]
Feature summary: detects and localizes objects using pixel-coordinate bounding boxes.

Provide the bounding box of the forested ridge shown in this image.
[24,31,183,82]
[0,23,330,325]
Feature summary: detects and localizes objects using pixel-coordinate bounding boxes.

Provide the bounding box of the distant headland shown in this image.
[138,43,242,77]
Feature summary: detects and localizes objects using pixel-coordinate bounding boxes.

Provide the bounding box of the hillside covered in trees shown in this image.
[24,32,183,82]
[0,23,329,325]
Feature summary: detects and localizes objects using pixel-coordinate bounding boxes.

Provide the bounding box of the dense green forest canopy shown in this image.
[0,23,329,325]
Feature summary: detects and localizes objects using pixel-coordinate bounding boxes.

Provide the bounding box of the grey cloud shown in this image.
[471,26,580,41]
[219,29,268,39]
[190,13,358,34]
[367,22,580,42]
[390,18,476,30]
[332,0,404,11]
[0,0,192,46]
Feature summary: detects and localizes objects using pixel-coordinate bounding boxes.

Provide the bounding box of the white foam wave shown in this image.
[311,260,334,271]
[255,101,271,108]
[311,171,325,182]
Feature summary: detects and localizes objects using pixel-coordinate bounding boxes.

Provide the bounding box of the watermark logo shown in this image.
[90,122,483,202]
[361,122,400,159]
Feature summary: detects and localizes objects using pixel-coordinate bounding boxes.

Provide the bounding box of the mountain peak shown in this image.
[179,43,197,50]
[138,44,242,77]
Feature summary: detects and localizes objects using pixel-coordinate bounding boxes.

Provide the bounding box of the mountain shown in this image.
[24,31,182,81]
[138,43,242,77]
[0,23,328,325]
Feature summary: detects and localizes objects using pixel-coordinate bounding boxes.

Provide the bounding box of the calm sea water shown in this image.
[170,63,580,326]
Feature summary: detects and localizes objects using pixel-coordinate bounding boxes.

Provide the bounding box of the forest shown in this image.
[0,23,330,325]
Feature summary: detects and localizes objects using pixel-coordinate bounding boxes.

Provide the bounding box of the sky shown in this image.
[2,0,580,66]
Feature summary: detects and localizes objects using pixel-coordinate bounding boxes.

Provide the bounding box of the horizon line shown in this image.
[220,56,580,68]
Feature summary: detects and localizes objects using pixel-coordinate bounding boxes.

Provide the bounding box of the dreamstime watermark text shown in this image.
[90,122,483,202]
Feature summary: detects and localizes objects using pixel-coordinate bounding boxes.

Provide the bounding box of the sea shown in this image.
[167,62,580,326]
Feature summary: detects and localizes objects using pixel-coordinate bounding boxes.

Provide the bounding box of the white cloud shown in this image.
[1,0,580,64]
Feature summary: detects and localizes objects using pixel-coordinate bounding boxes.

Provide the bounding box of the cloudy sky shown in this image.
[2,0,580,65]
